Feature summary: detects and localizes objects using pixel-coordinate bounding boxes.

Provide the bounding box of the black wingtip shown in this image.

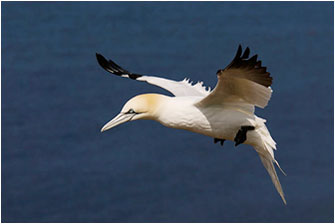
[248,54,258,64]
[241,47,250,59]
[95,53,142,80]
[236,45,242,58]
[95,53,127,75]
[96,53,104,62]
[96,53,110,71]
[222,45,272,87]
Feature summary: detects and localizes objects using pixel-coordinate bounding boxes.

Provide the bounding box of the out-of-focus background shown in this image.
[2,2,333,222]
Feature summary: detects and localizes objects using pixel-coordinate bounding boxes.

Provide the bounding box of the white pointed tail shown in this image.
[253,117,286,204]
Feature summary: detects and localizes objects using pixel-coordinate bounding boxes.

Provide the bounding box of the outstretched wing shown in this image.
[197,45,273,108]
[96,53,210,97]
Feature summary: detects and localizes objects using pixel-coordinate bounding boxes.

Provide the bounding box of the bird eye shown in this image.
[125,109,136,114]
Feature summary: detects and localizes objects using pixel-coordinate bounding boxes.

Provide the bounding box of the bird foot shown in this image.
[214,138,226,146]
[234,126,255,146]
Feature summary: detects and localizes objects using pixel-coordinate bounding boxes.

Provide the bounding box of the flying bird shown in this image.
[96,45,286,204]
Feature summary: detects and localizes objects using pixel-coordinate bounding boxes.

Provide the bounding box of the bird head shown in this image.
[101,93,166,132]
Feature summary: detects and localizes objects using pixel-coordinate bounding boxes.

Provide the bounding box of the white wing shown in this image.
[197,45,273,109]
[96,53,210,97]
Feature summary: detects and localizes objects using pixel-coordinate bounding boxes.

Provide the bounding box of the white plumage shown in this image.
[96,45,286,204]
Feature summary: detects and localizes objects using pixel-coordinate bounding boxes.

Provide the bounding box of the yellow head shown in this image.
[101,93,167,132]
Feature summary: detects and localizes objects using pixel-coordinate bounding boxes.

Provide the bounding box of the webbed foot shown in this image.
[234,126,255,146]
[214,138,226,146]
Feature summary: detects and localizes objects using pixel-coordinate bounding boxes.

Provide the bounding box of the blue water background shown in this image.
[2,2,334,222]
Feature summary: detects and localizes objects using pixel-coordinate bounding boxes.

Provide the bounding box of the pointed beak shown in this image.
[101,113,134,132]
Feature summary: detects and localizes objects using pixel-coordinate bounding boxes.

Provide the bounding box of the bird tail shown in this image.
[253,117,286,205]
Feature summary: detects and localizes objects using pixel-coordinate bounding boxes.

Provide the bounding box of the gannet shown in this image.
[96,45,286,204]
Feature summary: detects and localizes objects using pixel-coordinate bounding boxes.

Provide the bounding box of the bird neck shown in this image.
[136,93,171,120]
[154,96,205,130]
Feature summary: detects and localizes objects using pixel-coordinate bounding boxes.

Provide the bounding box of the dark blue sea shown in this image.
[2,2,334,222]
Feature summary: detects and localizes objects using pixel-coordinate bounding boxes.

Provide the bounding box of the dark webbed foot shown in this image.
[234,126,255,146]
[214,138,226,146]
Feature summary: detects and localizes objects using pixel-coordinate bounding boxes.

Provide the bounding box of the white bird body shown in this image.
[96,45,286,204]
[153,95,253,141]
